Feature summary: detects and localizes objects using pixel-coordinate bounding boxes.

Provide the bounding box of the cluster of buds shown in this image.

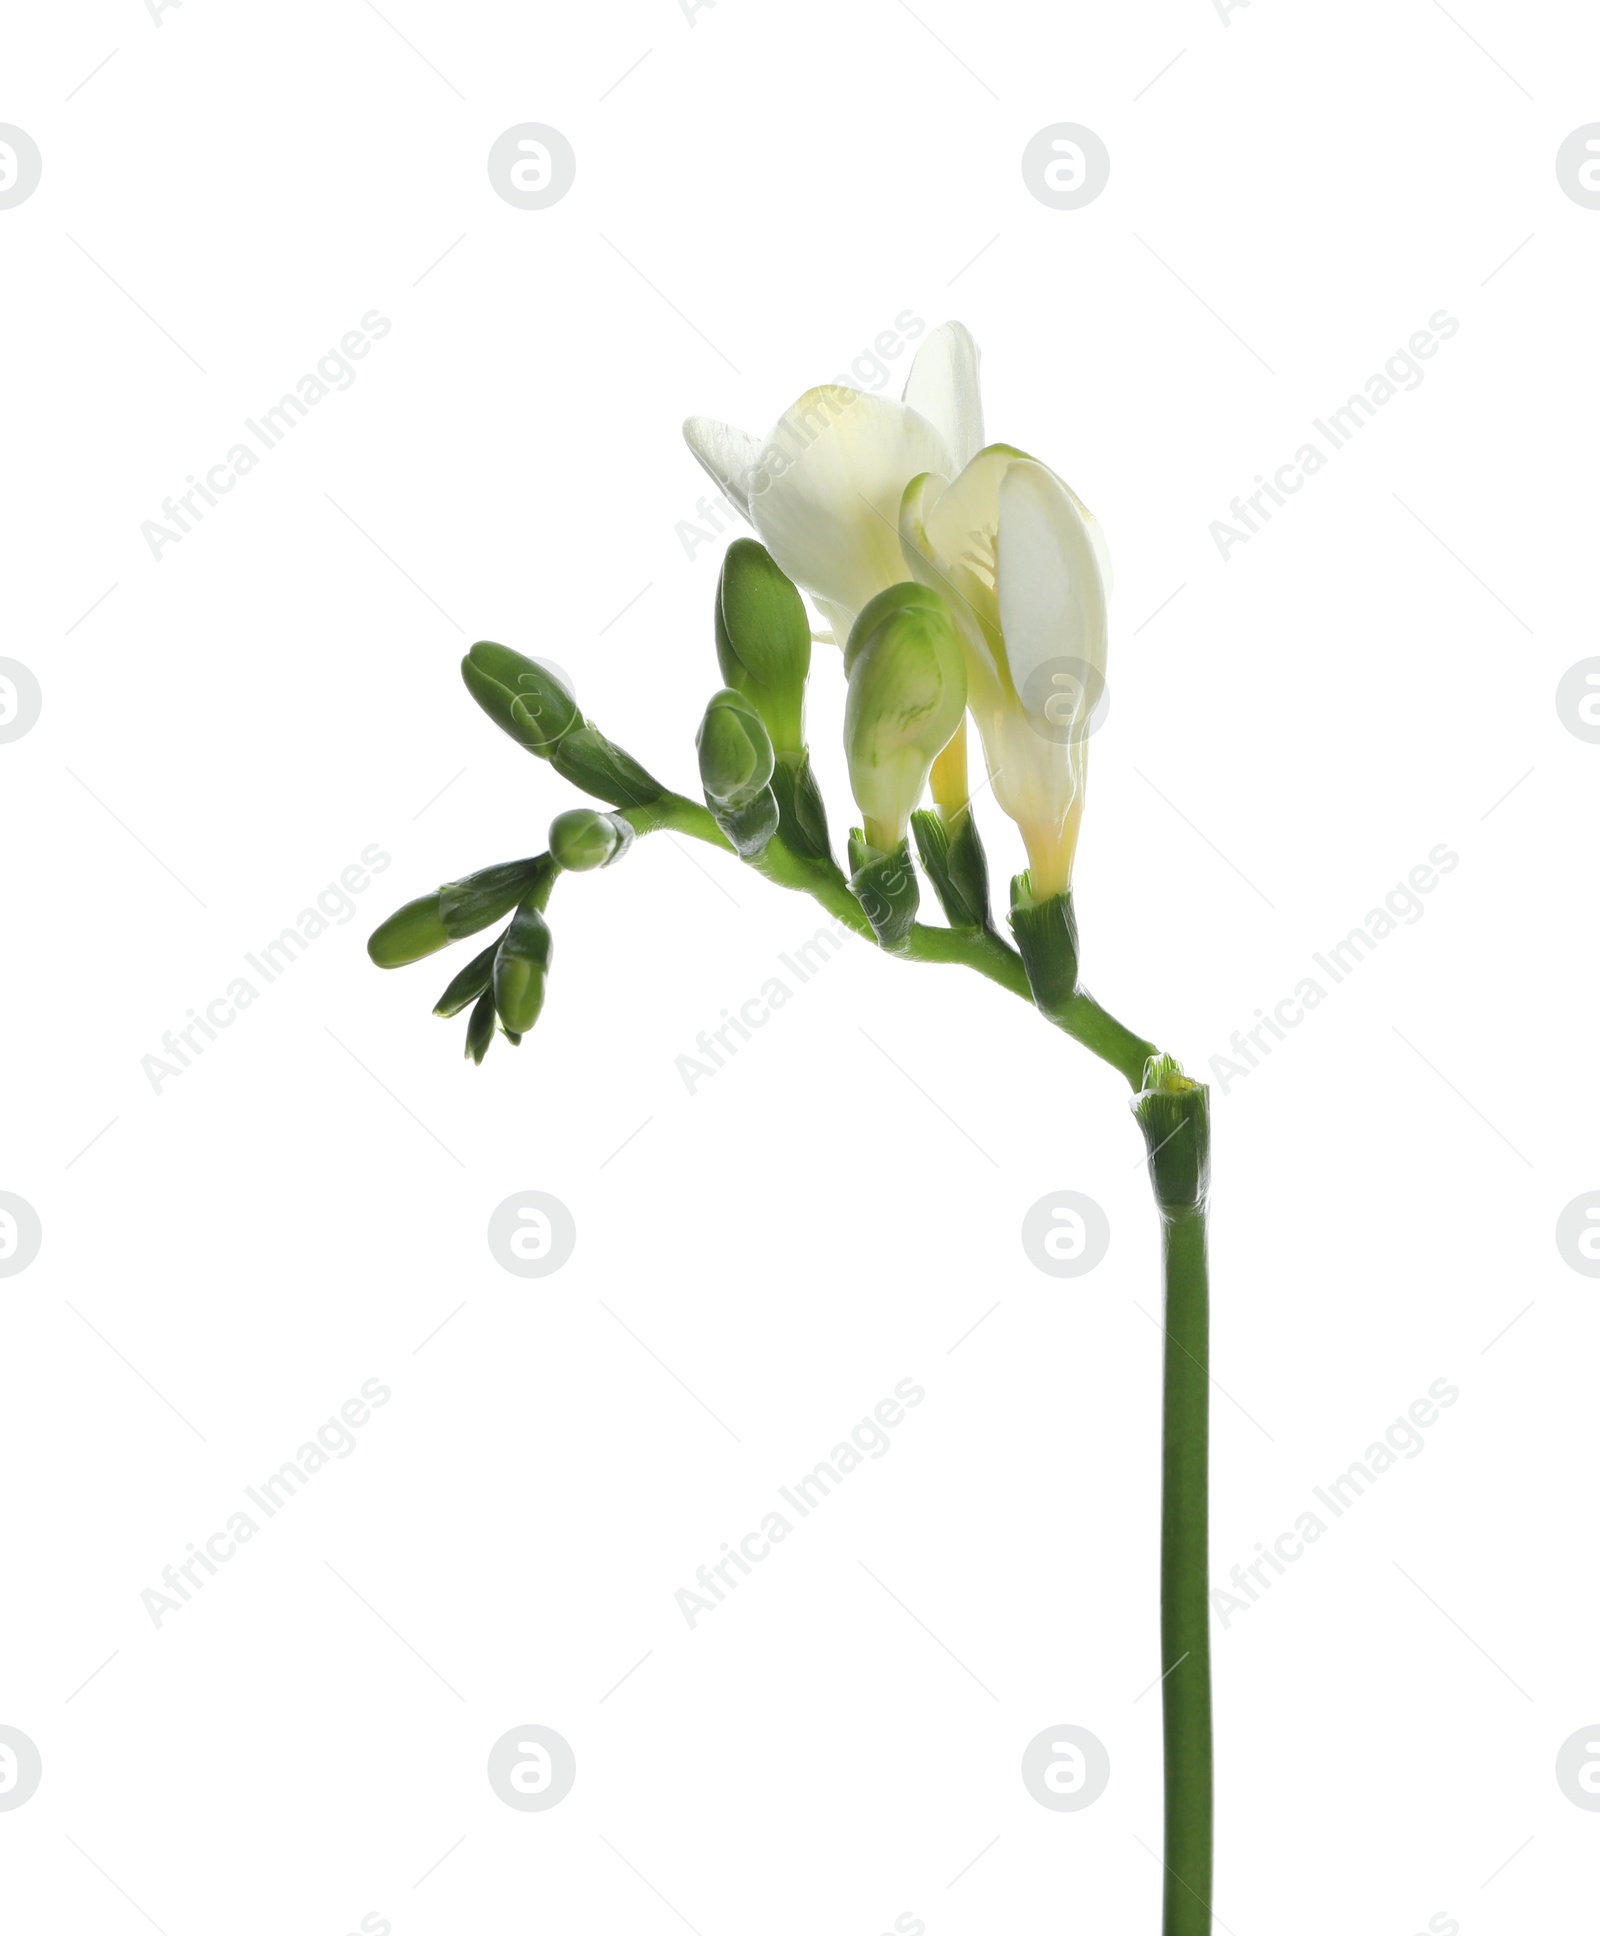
[371,323,1130,1062]
[367,646,654,1061]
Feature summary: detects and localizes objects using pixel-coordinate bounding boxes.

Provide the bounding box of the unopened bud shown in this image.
[697,689,779,857]
[462,642,580,754]
[843,583,966,856]
[462,643,664,808]
[716,539,810,753]
[493,903,553,1035]
[698,689,775,811]
[438,856,555,939]
[369,855,553,968]
[464,987,497,1065]
[433,939,497,1016]
[546,722,665,809]
[367,894,451,968]
[549,808,635,872]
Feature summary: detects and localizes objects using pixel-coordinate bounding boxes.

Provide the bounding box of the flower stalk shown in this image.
[1134,1059,1214,1936]
[1154,1203,1213,1936]
[367,320,1220,1932]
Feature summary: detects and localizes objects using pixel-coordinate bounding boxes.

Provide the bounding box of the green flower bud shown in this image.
[465,987,496,1065]
[367,894,451,968]
[716,539,810,752]
[369,856,554,969]
[461,642,664,809]
[438,856,556,939]
[843,583,967,857]
[433,939,497,1016]
[493,902,553,1035]
[462,642,580,754]
[697,689,775,811]
[715,789,780,859]
[546,722,664,809]
[549,808,635,872]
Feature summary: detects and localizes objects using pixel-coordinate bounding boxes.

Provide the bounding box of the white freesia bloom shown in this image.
[900,445,1111,897]
[684,322,984,646]
[686,326,1111,896]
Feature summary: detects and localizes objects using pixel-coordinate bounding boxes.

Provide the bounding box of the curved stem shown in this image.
[1158,1204,1213,1935]
[623,792,736,847]
[902,921,1031,997]
[626,796,1166,1078]
[628,797,1163,1097]
[625,793,1043,1004]
[632,791,1211,1927]
[1048,992,1158,1089]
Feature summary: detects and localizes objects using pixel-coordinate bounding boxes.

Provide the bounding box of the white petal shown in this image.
[1063,481,1114,599]
[682,415,763,521]
[897,467,950,572]
[997,459,1108,719]
[899,462,1008,689]
[902,322,985,472]
[810,596,856,653]
[747,386,952,624]
[923,443,1019,568]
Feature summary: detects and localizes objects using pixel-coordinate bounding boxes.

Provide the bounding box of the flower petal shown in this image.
[900,463,1005,689]
[897,468,950,571]
[747,386,952,624]
[902,322,985,472]
[1063,480,1114,599]
[683,415,763,521]
[922,442,1025,572]
[809,596,856,650]
[996,459,1108,721]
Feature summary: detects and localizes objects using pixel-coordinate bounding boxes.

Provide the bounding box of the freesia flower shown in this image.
[686,328,1113,898]
[375,324,1220,1936]
[683,322,985,647]
[900,446,1111,898]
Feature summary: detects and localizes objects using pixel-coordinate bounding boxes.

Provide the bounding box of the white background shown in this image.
[2,1,1596,1932]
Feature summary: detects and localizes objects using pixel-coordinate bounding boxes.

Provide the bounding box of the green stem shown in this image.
[1159,1204,1214,1936]
[902,920,1031,996]
[623,792,736,846]
[625,792,1044,1003]
[1051,992,1158,1089]
[642,788,1212,1922]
